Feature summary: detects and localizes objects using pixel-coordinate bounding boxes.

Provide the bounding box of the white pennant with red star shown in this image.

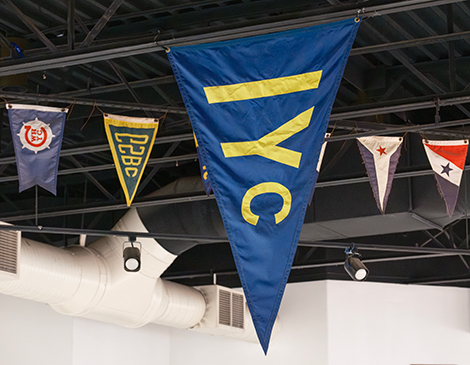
[357,136,403,214]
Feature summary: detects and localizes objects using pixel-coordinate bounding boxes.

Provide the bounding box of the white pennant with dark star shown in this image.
[423,139,468,217]
[357,136,403,214]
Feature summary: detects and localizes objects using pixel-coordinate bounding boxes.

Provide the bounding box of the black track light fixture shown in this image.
[123,236,141,272]
[344,244,369,281]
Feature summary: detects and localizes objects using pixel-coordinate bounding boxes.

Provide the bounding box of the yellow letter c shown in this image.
[241,182,292,226]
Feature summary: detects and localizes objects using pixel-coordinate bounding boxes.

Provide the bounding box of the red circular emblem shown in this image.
[24,125,48,148]
[17,118,55,154]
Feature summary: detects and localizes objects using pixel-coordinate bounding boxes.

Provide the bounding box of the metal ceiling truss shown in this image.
[1,0,470,287]
[0,0,465,77]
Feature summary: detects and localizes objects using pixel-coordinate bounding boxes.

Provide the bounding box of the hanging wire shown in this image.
[402,132,408,151]
[329,121,338,136]
[154,29,170,52]
[80,102,97,130]
[95,104,105,115]
[339,126,358,151]
[65,100,76,120]
[157,110,168,125]
[419,131,428,143]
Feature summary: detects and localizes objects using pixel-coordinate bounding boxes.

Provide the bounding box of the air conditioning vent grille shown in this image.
[0,230,18,274]
[231,293,244,329]
[217,288,244,330]
[218,289,231,326]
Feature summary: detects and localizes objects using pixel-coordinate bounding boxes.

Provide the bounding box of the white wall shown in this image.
[0,280,469,365]
[326,281,470,365]
[0,294,172,365]
[0,294,73,365]
[72,317,171,365]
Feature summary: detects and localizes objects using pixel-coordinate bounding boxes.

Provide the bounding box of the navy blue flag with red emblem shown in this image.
[7,104,68,195]
[167,18,360,353]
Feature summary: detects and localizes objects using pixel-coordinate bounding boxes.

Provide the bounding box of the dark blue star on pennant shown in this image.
[441,162,453,176]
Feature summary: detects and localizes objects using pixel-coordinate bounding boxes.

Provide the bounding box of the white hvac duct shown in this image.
[0,207,278,343]
[0,208,205,329]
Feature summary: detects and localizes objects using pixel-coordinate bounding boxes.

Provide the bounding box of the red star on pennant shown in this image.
[376,146,387,156]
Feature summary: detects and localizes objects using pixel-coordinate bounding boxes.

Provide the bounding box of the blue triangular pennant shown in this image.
[167,18,360,353]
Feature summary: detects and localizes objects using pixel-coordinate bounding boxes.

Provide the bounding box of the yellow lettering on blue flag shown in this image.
[104,114,159,206]
[242,182,291,225]
[221,106,314,168]
[204,70,322,104]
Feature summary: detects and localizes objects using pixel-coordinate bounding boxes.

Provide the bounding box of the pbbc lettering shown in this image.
[104,114,159,206]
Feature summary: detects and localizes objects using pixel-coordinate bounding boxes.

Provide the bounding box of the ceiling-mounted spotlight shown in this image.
[344,244,369,281]
[123,236,141,272]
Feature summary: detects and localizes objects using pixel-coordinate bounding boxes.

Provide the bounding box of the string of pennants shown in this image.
[197,132,469,218]
[6,102,467,216]
[3,17,469,354]
[5,101,468,354]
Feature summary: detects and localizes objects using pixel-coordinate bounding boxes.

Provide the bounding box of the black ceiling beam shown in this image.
[67,156,116,201]
[350,28,470,56]
[136,141,180,195]
[77,0,124,49]
[0,223,468,258]
[107,60,154,118]
[1,0,60,54]
[0,0,464,77]
[326,117,470,143]
[331,119,468,139]
[0,153,198,184]
[163,252,466,281]
[32,0,461,41]
[67,0,75,50]
[3,161,470,222]
[4,86,470,119]
[330,90,470,120]
[0,193,215,222]
[0,91,186,115]
[57,75,175,98]
[0,108,466,171]
[0,32,10,49]
[0,133,194,166]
